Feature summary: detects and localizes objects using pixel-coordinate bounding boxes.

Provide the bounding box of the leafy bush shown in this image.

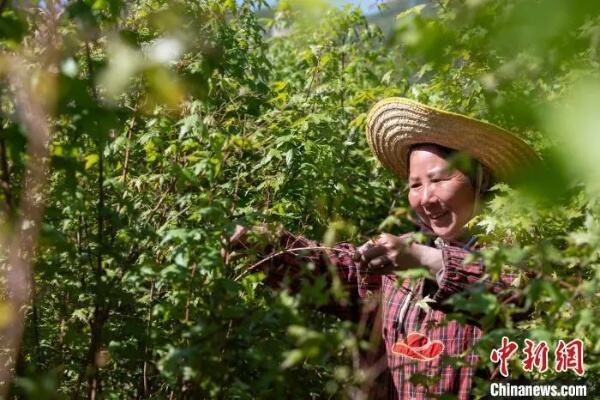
[0,0,598,398]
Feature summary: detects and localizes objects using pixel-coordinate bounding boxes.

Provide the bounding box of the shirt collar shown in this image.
[421,226,478,250]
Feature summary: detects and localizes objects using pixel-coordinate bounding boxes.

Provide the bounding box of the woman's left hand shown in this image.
[353,234,443,275]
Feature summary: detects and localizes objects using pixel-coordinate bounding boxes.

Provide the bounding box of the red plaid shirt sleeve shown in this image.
[433,245,531,308]
[258,231,382,321]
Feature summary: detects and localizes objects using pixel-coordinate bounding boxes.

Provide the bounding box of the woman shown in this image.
[231,98,539,399]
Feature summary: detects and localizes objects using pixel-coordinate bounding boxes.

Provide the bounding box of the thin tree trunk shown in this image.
[184,265,197,323]
[0,56,53,398]
[83,39,109,400]
[30,281,41,366]
[0,134,13,216]
[137,282,154,399]
[121,117,135,184]
[87,116,106,400]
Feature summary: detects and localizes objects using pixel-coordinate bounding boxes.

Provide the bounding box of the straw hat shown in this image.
[365,97,539,181]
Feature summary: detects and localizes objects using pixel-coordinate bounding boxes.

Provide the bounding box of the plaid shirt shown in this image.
[260,231,521,400]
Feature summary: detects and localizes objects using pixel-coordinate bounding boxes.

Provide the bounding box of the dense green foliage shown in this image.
[0,0,599,398]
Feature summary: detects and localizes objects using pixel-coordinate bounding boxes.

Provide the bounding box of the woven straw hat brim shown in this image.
[365,98,539,181]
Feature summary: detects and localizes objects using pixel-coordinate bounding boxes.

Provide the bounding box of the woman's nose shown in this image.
[420,184,436,205]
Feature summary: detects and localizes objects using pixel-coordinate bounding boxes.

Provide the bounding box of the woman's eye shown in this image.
[431,176,449,183]
[410,183,421,189]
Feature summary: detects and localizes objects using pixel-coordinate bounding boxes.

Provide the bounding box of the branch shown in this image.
[120,117,136,184]
[234,245,352,281]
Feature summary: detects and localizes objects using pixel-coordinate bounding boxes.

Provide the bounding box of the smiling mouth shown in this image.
[428,211,448,221]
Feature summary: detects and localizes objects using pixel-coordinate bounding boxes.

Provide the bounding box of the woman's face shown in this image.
[407,146,476,241]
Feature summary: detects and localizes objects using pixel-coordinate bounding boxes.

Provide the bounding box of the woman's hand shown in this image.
[353,234,443,275]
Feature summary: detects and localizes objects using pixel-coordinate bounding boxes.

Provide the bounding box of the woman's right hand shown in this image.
[353,234,398,274]
[353,233,441,275]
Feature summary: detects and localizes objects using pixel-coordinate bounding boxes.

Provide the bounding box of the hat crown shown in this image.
[366,97,539,182]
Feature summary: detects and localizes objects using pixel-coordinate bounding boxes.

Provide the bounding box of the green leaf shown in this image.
[84,154,99,170]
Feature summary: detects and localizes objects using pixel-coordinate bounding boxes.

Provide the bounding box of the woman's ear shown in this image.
[477,165,493,195]
[471,164,492,219]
